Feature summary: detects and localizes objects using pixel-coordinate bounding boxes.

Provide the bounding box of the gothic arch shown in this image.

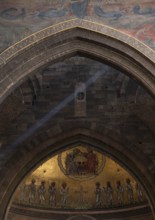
[2,127,155,220]
[1,19,155,220]
[0,19,155,104]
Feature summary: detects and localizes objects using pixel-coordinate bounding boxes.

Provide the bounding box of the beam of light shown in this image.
[1,66,109,159]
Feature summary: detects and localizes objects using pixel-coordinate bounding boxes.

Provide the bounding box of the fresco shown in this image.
[94,4,125,20]
[1,0,155,51]
[0,7,26,20]
[13,145,147,210]
[58,146,106,180]
[70,0,89,18]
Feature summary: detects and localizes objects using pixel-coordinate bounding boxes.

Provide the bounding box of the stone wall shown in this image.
[1,57,155,219]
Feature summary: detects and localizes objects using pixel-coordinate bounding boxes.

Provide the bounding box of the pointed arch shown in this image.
[0,18,155,220]
[2,127,155,219]
[0,19,155,104]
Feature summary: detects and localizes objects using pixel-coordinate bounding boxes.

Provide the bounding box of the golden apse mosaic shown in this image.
[13,146,146,209]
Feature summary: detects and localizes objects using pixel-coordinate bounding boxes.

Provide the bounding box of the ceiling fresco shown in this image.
[1,0,155,51]
[13,146,147,210]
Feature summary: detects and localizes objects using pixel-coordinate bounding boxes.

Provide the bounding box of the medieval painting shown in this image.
[58,146,106,180]
[13,145,146,210]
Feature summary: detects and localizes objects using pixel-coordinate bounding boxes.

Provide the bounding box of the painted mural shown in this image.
[1,0,155,52]
[58,146,106,180]
[13,146,147,210]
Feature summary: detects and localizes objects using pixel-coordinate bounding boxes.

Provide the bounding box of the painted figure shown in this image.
[28,179,36,203]
[38,181,46,204]
[106,182,113,207]
[85,148,98,174]
[65,148,98,176]
[38,7,67,19]
[65,148,80,175]
[135,183,143,202]
[116,181,124,206]
[126,179,134,204]
[102,186,106,207]
[19,180,26,202]
[95,182,102,208]
[48,182,56,207]
[94,5,124,20]
[60,182,69,208]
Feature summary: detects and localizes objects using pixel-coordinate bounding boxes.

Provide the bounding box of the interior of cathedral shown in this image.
[0,1,155,220]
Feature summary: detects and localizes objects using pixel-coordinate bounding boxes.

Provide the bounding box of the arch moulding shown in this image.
[2,128,155,220]
[0,19,155,104]
[0,19,155,220]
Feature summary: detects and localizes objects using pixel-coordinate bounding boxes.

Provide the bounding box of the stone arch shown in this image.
[1,18,155,220]
[2,127,155,220]
[0,19,155,104]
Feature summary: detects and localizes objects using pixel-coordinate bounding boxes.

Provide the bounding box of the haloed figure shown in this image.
[106,181,113,207]
[38,181,46,204]
[135,183,144,202]
[49,182,56,207]
[126,179,134,204]
[28,179,36,203]
[95,182,102,208]
[60,182,69,208]
[116,181,124,206]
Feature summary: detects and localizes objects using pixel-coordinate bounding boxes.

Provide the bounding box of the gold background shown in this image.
[14,146,145,209]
